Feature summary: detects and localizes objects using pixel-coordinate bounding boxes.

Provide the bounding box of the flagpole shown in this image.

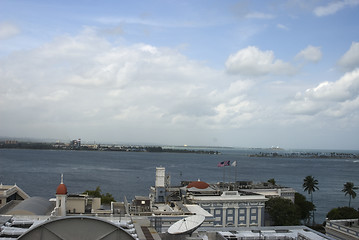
[223,166,225,190]
[235,162,238,183]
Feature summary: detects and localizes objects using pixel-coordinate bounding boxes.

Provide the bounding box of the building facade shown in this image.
[187,191,267,227]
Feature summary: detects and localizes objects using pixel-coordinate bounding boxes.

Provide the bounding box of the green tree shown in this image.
[83,186,115,204]
[327,207,359,220]
[101,192,115,205]
[303,175,319,225]
[342,182,358,207]
[84,186,102,198]
[294,192,315,225]
[267,178,276,186]
[266,197,300,226]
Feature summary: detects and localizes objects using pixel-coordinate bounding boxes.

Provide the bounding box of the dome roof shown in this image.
[187,181,209,189]
[56,183,67,195]
[18,216,136,240]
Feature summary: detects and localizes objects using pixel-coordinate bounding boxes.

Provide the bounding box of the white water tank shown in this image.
[155,167,165,187]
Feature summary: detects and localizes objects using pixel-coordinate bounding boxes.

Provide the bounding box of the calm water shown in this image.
[0,148,358,223]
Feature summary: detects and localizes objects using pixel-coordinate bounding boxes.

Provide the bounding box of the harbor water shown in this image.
[0,148,358,223]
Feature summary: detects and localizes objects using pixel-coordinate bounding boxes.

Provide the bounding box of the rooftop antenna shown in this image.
[167,215,205,236]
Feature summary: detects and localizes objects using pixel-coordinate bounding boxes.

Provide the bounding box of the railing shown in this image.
[326,219,359,239]
[0,186,17,197]
[219,236,294,240]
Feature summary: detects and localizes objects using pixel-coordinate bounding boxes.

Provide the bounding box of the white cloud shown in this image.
[0,22,20,40]
[285,68,359,116]
[212,96,258,128]
[245,12,275,19]
[338,42,359,71]
[225,46,296,76]
[101,25,124,35]
[0,25,357,148]
[43,90,69,101]
[314,0,359,17]
[295,45,322,63]
[0,29,262,141]
[277,24,289,30]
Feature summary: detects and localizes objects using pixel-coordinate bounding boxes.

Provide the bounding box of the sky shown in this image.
[0,0,359,150]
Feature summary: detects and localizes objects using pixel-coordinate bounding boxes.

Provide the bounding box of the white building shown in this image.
[187,189,267,227]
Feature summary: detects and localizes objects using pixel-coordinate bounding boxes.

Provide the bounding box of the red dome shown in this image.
[187,181,209,189]
[56,183,67,195]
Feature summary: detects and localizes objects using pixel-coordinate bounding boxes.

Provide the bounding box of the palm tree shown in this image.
[303,175,319,225]
[342,182,358,207]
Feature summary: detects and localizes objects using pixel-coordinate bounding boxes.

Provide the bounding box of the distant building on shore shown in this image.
[70,138,81,149]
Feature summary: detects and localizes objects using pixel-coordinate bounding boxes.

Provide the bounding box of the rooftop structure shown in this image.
[215,226,334,240]
[240,187,296,202]
[56,176,67,195]
[0,215,139,240]
[325,218,359,240]
[0,184,29,209]
[167,214,205,235]
[6,197,54,216]
[18,216,135,240]
[187,181,210,190]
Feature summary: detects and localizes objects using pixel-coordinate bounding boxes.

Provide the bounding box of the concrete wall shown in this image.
[67,198,86,214]
[92,198,101,211]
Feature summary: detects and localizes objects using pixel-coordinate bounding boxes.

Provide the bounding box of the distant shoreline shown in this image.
[249,151,359,159]
[0,141,220,154]
[1,140,359,158]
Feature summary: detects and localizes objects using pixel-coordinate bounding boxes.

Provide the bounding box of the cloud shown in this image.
[314,0,359,17]
[1,26,357,148]
[225,46,296,76]
[245,12,275,19]
[295,45,322,63]
[0,28,261,141]
[95,16,224,29]
[0,22,20,40]
[285,68,359,116]
[277,24,289,30]
[101,25,124,35]
[338,42,359,71]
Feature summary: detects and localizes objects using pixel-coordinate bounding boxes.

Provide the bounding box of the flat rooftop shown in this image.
[217,226,333,240]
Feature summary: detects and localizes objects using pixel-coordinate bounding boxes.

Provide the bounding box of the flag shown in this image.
[231,161,237,167]
[217,161,230,167]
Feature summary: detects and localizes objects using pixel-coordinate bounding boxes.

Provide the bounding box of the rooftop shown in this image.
[189,191,267,202]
